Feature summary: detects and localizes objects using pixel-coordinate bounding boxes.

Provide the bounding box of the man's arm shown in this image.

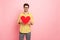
[28,13,34,25]
[17,13,22,24]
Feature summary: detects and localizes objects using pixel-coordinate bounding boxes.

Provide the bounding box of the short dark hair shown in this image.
[23,3,29,8]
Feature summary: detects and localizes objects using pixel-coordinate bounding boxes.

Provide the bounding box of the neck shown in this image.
[24,11,28,12]
[24,11,28,13]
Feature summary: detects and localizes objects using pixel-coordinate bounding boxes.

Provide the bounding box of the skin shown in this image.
[24,6,29,12]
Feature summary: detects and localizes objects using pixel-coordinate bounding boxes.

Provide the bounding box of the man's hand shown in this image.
[28,21,33,25]
[18,22,20,24]
[18,21,23,24]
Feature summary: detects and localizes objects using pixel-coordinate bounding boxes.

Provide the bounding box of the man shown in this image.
[17,3,34,40]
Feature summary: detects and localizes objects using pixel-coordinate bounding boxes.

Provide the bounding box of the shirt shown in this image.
[17,12,34,33]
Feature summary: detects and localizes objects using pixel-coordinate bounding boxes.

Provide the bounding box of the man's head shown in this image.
[23,3,29,12]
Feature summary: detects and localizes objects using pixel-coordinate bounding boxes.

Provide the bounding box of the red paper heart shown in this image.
[21,16,30,24]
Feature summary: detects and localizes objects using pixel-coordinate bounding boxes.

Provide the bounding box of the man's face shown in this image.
[24,6,29,12]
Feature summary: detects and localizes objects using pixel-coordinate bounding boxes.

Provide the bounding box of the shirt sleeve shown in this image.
[30,13,34,25]
[17,13,22,24]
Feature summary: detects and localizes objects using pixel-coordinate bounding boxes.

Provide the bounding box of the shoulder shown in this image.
[28,12,32,15]
[19,12,24,16]
[28,12,33,18]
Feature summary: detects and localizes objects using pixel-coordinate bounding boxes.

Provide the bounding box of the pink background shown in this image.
[0,0,60,40]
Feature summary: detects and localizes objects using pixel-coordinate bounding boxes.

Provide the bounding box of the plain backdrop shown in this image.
[0,0,60,40]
